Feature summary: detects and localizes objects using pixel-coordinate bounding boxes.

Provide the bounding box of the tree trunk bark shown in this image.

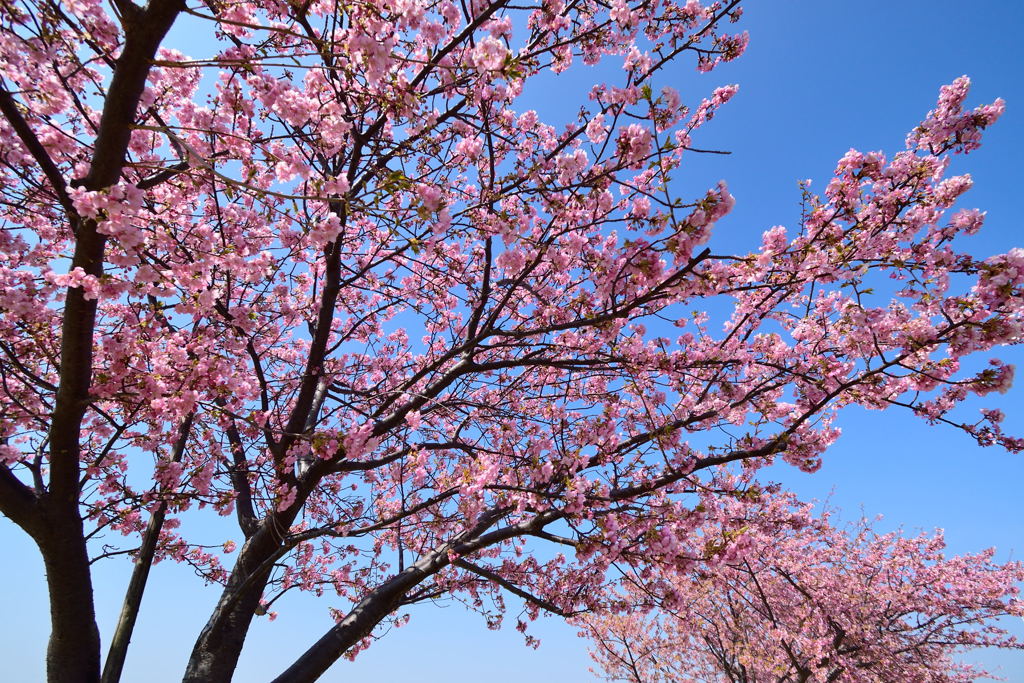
[270,566,427,683]
[181,525,282,682]
[38,508,102,683]
[270,508,522,682]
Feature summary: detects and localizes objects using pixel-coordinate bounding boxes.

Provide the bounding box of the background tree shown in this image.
[578,493,1024,682]
[0,1,1020,682]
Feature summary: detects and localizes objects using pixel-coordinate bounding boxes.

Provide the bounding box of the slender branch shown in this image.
[453,558,574,617]
[101,412,194,683]
[0,88,78,219]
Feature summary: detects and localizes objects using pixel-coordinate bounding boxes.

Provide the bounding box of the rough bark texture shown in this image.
[38,511,102,683]
[183,523,287,682]
[270,568,427,683]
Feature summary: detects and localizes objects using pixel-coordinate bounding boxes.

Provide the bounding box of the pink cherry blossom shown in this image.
[0,1,1018,681]
[580,499,1024,683]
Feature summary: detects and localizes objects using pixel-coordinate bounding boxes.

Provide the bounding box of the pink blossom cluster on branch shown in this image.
[579,494,1024,682]
[0,0,1019,681]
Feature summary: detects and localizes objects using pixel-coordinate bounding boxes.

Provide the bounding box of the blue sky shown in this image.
[2,2,1023,681]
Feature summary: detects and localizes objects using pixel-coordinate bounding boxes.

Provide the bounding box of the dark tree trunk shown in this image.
[271,567,428,683]
[182,525,283,682]
[270,509,524,682]
[38,508,102,683]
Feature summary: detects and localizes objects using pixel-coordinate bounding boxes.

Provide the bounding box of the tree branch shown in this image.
[101,412,194,683]
[0,88,78,220]
[454,558,574,617]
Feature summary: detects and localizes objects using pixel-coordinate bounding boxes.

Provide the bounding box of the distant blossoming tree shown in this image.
[0,0,1020,682]
[578,493,1024,682]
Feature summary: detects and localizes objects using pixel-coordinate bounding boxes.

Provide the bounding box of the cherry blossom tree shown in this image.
[0,0,1020,682]
[578,493,1024,682]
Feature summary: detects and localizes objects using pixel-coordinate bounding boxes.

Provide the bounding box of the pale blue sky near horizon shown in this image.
[2,2,1023,681]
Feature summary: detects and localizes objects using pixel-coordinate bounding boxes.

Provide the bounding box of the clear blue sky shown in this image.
[2,2,1022,681]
